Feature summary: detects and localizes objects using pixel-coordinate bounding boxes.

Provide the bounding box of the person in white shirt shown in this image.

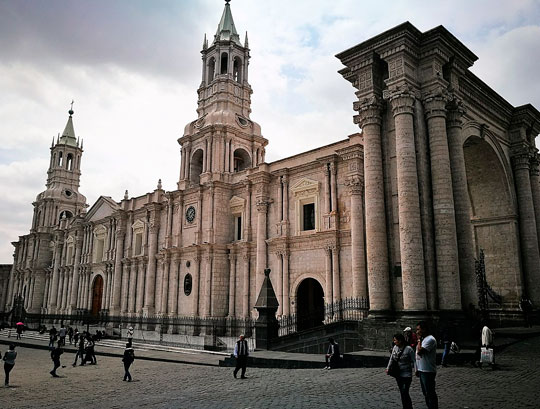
[416,321,438,409]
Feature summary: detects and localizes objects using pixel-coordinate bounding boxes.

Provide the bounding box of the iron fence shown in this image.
[277,297,369,337]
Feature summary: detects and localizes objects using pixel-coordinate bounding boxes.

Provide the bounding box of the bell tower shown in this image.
[31,104,87,233]
[179,0,268,188]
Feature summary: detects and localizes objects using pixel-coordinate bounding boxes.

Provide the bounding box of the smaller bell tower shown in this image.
[31,103,87,233]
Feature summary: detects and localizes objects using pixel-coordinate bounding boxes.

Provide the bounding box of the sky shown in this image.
[1,0,540,263]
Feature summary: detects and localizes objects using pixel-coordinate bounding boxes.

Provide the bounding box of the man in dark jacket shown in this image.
[324,338,341,369]
[233,335,249,379]
[50,344,63,377]
[122,343,135,381]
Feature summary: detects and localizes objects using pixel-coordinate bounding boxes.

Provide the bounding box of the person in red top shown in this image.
[403,327,418,349]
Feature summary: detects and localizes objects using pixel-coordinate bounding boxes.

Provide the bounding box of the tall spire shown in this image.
[59,101,78,147]
[213,0,241,46]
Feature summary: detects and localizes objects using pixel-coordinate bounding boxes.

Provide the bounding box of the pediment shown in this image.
[132,219,145,232]
[93,225,107,237]
[229,195,245,208]
[291,177,319,193]
[85,196,119,222]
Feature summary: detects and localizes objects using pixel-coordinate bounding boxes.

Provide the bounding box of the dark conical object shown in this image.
[254,268,279,350]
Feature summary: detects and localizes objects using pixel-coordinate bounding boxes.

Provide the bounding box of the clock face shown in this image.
[186,206,196,223]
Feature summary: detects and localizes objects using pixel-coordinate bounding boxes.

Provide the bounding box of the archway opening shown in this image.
[464,135,519,303]
[296,278,324,331]
[190,149,204,185]
[91,275,104,316]
[233,148,251,172]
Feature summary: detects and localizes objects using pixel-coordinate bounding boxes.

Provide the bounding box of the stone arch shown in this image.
[190,148,204,185]
[233,56,242,82]
[208,57,216,82]
[66,153,73,170]
[91,274,104,315]
[463,132,521,303]
[220,52,228,74]
[293,276,325,331]
[233,147,251,172]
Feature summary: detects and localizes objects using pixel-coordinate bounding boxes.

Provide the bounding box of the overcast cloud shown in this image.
[1,0,540,262]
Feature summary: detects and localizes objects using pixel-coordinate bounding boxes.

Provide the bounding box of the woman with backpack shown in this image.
[386,333,416,409]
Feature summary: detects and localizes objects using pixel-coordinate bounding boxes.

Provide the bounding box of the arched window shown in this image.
[233,148,251,172]
[190,149,204,185]
[67,154,73,170]
[58,151,63,167]
[208,57,216,82]
[59,210,73,221]
[233,57,242,82]
[220,52,228,74]
[76,155,80,170]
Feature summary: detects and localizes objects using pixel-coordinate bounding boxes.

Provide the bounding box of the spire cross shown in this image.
[69,100,75,116]
[225,0,230,4]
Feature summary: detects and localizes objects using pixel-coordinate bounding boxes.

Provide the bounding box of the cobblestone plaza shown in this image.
[1,335,539,408]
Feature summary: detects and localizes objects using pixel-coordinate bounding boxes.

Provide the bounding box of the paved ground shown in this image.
[1,335,539,408]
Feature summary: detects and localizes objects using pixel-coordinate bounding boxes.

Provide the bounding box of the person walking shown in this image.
[73,328,80,345]
[478,325,495,369]
[127,326,134,344]
[48,326,58,349]
[233,334,249,379]
[16,324,23,340]
[50,343,64,377]
[519,296,533,328]
[439,323,454,368]
[83,335,97,365]
[403,327,418,349]
[73,336,86,367]
[3,344,17,387]
[324,337,341,370]
[58,324,67,346]
[416,321,438,409]
[122,343,135,381]
[387,333,415,409]
[67,326,74,345]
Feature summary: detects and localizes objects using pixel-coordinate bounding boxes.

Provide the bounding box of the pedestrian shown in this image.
[49,326,57,349]
[387,333,415,409]
[478,324,495,369]
[416,321,438,409]
[16,324,23,340]
[403,327,418,349]
[83,335,97,365]
[3,344,17,387]
[58,324,67,346]
[127,326,134,344]
[73,328,80,345]
[233,334,249,379]
[73,336,86,367]
[324,337,341,370]
[50,343,64,377]
[519,296,533,328]
[68,326,74,345]
[122,343,135,381]
[439,323,454,368]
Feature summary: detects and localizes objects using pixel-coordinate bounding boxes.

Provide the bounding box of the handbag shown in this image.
[388,348,404,378]
[480,347,494,364]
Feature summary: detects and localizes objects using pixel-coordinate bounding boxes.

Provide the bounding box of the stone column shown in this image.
[324,165,331,214]
[330,162,338,213]
[353,97,391,312]
[168,255,179,315]
[111,227,125,313]
[276,252,283,316]
[242,252,250,317]
[277,178,283,222]
[332,246,341,303]
[255,200,269,295]
[144,223,159,314]
[192,254,200,316]
[388,89,426,311]
[49,238,63,310]
[160,256,170,314]
[283,176,289,223]
[128,260,138,313]
[204,252,213,317]
[282,250,290,315]
[121,262,130,313]
[348,175,367,298]
[447,101,476,308]
[69,238,82,311]
[136,260,145,313]
[324,247,333,305]
[529,154,540,255]
[512,147,540,304]
[228,251,236,317]
[424,91,461,310]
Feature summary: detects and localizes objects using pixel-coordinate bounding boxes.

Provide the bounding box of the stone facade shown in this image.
[4,7,540,324]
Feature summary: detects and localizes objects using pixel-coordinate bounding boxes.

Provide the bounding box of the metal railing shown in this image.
[277,297,369,337]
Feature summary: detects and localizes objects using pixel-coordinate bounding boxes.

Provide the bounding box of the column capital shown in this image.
[530,153,540,176]
[346,175,363,196]
[353,94,383,128]
[511,144,532,170]
[384,85,416,117]
[256,199,270,213]
[422,88,450,120]
[446,95,466,128]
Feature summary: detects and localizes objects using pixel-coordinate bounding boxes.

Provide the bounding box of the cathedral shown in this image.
[4,2,540,332]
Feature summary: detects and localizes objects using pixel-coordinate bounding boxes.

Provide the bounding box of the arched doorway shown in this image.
[464,135,520,305]
[190,149,204,185]
[91,275,104,316]
[296,278,325,331]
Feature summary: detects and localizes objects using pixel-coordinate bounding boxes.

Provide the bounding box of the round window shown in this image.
[184,273,193,296]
